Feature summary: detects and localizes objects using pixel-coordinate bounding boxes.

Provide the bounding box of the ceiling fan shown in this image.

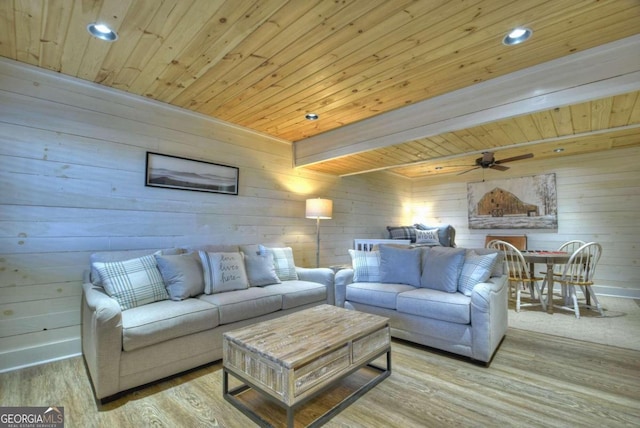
[456,151,534,175]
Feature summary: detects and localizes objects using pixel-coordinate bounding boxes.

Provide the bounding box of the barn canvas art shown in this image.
[467,173,557,229]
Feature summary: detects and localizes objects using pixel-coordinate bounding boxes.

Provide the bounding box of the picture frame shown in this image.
[145,152,239,195]
[467,173,557,229]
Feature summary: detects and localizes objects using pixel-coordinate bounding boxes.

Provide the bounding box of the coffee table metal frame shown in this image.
[223,348,391,427]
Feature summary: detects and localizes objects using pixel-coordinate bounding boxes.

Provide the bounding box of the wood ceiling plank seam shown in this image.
[264,0,590,137]
[204,0,413,121]
[495,120,529,145]
[608,92,639,128]
[530,110,560,140]
[452,127,493,152]
[126,0,227,94]
[58,0,102,76]
[76,0,135,82]
[591,97,614,131]
[39,0,74,72]
[109,0,193,91]
[95,0,168,86]
[549,105,574,136]
[169,0,321,109]
[476,122,515,148]
[216,0,459,122]
[460,124,496,149]
[569,101,592,134]
[249,0,534,135]
[158,0,290,104]
[277,2,640,140]
[14,0,43,65]
[146,0,272,102]
[0,1,17,58]
[627,91,640,125]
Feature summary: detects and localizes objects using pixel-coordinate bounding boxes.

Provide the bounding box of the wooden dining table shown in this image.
[520,251,571,314]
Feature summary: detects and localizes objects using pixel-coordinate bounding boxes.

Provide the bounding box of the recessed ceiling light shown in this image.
[553,148,565,153]
[305,113,319,120]
[87,23,118,42]
[435,166,443,170]
[503,27,532,46]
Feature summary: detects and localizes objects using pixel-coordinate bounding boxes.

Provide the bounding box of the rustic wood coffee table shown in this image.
[223,304,391,427]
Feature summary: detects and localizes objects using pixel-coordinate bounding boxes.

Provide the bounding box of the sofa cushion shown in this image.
[243,251,281,286]
[414,223,456,247]
[121,298,219,352]
[458,251,499,296]
[199,251,250,294]
[379,245,421,287]
[421,247,466,292]
[198,287,282,324]
[264,280,327,309]
[467,248,505,277]
[386,225,417,242]
[346,282,416,309]
[348,249,381,282]
[397,288,471,324]
[415,228,441,246]
[93,255,169,311]
[155,252,205,300]
[90,247,184,286]
[260,246,299,281]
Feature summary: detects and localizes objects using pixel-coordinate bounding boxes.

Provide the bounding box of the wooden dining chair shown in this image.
[551,242,604,318]
[540,240,587,302]
[487,240,545,312]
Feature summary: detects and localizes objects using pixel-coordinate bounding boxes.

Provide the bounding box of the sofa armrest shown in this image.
[334,268,354,307]
[81,282,123,399]
[295,267,335,305]
[470,274,508,362]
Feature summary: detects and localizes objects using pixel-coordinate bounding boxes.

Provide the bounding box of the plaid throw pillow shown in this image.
[93,255,169,310]
[457,251,499,296]
[348,249,381,282]
[387,226,417,242]
[260,246,298,281]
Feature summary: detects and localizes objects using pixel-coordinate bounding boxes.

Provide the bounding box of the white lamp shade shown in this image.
[306,198,332,219]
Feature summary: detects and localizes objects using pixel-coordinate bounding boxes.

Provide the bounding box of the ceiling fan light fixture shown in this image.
[87,23,118,41]
[503,27,532,46]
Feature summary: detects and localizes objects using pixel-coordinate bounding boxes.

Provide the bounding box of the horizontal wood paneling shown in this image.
[411,146,640,294]
[0,60,410,372]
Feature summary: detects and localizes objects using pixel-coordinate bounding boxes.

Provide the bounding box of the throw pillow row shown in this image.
[92,246,298,311]
[349,245,498,296]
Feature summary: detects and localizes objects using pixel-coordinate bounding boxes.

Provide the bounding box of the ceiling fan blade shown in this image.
[457,167,480,176]
[490,164,509,171]
[494,153,534,164]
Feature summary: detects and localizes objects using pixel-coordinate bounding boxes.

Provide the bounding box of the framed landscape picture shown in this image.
[467,173,557,229]
[145,152,239,195]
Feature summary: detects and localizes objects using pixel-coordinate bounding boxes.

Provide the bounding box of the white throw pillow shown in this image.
[199,251,250,294]
[416,228,441,246]
[93,255,169,310]
[259,246,299,281]
[348,249,381,282]
[457,251,499,296]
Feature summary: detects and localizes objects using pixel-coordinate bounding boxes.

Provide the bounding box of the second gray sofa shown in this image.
[335,245,507,364]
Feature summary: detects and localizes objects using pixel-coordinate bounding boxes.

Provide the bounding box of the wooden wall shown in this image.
[0,58,410,372]
[411,146,640,298]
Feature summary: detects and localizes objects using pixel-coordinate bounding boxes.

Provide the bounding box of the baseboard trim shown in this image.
[0,338,81,374]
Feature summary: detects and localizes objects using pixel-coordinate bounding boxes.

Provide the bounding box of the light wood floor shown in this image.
[1,328,639,427]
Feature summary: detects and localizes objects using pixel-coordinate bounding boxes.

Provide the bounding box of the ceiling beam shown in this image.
[294,34,640,167]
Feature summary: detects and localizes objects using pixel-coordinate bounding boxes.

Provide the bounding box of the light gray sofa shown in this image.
[81,244,334,401]
[335,246,507,364]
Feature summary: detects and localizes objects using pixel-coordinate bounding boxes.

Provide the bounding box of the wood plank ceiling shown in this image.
[1,0,639,178]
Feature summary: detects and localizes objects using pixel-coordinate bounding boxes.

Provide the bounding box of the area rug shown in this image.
[507,295,640,351]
